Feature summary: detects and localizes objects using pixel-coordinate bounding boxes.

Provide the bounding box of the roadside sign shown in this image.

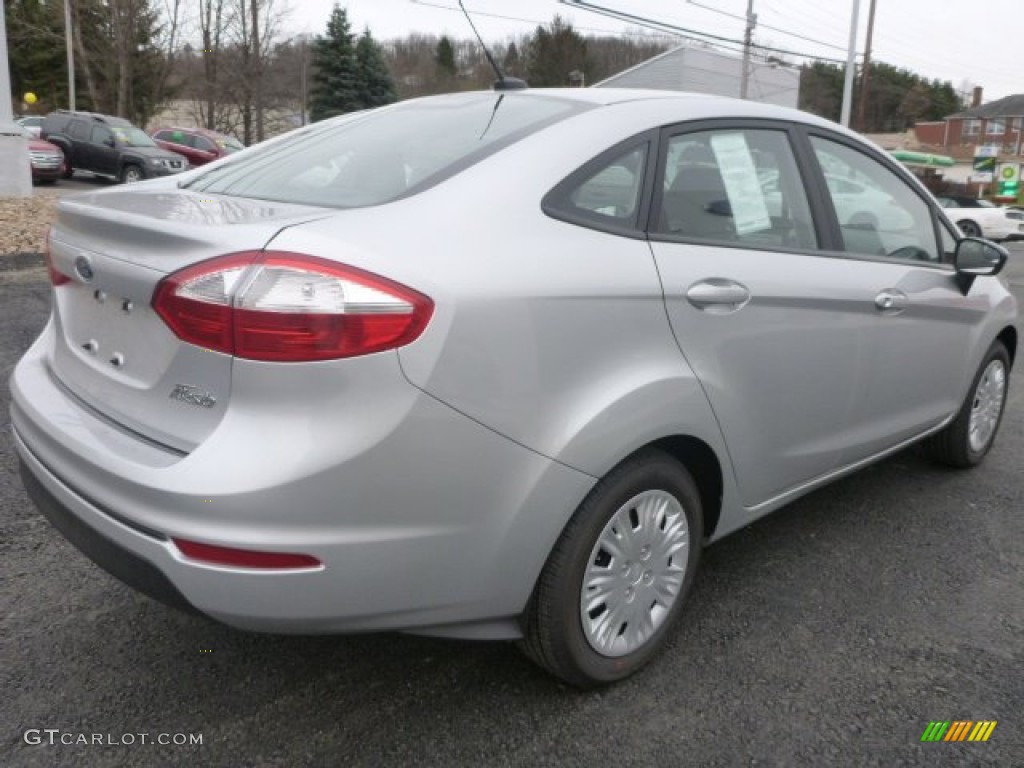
[969,173,994,183]
[997,163,1020,183]
[973,156,997,174]
[974,145,1000,158]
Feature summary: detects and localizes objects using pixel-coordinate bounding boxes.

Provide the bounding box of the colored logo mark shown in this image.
[920,721,997,742]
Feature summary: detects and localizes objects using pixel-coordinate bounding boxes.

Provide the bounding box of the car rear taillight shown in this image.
[152,251,433,362]
[44,227,70,286]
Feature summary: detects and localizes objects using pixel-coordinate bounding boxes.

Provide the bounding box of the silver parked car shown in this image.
[11,89,1018,687]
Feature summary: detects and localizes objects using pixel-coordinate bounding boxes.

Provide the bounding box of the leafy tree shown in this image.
[310,4,359,121]
[525,16,589,87]
[435,35,456,79]
[355,29,397,109]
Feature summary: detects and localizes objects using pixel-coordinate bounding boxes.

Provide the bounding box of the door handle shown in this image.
[874,288,908,314]
[686,279,751,314]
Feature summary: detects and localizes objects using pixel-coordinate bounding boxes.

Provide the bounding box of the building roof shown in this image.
[594,43,799,109]
[951,93,1024,119]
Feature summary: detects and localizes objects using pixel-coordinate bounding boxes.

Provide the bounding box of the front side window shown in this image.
[654,128,817,251]
[811,137,940,263]
[111,126,157,148]
[185,93,591,208]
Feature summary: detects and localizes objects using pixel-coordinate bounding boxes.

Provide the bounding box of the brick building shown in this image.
[914,88,1024,159]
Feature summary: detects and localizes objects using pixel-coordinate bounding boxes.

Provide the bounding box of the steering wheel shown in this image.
[886,245,932,262]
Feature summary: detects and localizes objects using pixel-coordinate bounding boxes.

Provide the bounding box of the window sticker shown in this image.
[710,132,772,235]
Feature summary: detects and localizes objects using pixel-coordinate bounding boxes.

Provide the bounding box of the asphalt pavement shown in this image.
[2,247,1023,767]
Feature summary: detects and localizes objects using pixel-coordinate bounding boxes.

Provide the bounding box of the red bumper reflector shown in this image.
[173,538,322,570]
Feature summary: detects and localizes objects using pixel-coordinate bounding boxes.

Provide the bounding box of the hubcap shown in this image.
[580,490,690,657]
[968,359,1006,453]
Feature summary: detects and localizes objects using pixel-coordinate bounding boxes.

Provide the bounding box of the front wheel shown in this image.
[925,341,1010,467]
[519,450,703,687]
[121,164,144,184]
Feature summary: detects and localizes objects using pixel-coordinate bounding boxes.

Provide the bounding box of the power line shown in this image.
[559,0,851,65]
[408,0,680,40]
[685,0,850,53]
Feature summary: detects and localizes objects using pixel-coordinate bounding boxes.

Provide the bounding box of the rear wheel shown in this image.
[121,164,144,184]
[520,450,703,687]
[925,341,1010,467]
[957,219,982,238]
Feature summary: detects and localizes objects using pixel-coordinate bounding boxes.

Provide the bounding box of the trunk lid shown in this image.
[47,188,332,452]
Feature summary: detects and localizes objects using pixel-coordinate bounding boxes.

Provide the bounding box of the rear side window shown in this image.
[69,121,89,140]
[654,128,817,251]
[185,93,591,208]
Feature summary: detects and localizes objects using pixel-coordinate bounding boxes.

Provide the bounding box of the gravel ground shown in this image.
[0,192,60,256]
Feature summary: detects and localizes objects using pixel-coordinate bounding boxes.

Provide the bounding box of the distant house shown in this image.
[594,44,799,109]
[915,88,1024,157]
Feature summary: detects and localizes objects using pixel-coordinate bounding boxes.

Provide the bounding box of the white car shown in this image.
[16,115,43,138]
[937,196,1024,242]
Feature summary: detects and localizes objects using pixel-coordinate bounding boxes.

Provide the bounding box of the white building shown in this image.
[595,44,800,109]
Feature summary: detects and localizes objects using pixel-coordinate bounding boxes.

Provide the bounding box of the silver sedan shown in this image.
[11,89,1017,686]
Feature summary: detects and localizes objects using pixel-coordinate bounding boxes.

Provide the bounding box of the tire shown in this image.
[62,162,73,179]
[519,450,703,687]
[121,164,144,184]
[924,341,1010,468]
[957,219,982,238]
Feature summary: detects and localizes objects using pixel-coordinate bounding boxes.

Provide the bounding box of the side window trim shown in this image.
[541,129,659,240]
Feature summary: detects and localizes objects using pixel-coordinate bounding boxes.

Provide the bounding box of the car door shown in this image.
[190,135,218,166]
[804,133,980,463]
[89,125,120,176]
[647,122,864,508]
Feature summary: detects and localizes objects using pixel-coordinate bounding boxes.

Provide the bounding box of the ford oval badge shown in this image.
[74,255,94,282]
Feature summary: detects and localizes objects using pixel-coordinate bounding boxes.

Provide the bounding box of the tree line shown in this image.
[5,0,965,142]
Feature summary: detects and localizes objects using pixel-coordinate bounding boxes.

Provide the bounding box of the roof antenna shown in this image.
[458,0,528,91]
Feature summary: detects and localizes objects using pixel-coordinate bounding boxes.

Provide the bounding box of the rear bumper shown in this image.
[18,457,197,615]
[10,327,594,638]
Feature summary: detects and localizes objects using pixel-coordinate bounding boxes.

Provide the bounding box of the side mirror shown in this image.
[104,137,115,148]
[955,237,1007,276]
[953,237,1008,295]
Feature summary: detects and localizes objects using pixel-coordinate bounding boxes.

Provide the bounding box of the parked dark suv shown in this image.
[40,110,187,183]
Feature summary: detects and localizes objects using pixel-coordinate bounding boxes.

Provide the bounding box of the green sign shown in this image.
[972,156,996,174]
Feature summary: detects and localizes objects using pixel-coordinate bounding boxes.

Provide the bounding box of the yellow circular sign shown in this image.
[23,92,37,105]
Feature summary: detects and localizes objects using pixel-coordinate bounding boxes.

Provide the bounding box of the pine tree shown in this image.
[310,4,360,121]
[355,30,397,110]
[435,36,457,79]
[526,16,589,88]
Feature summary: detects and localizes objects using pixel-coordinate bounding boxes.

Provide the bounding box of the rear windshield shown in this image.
[183,92,590,208]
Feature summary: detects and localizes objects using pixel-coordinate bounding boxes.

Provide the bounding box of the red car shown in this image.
[150,127,244,167]
[20,124,65,184]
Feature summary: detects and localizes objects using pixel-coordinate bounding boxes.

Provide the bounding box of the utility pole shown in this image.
[840,0,861,127]
[739,0,756,99]
[856,0,878,132]
[64,0,76,110]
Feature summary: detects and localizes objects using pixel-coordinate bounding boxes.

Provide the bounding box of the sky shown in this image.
[287,0,1022,103]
